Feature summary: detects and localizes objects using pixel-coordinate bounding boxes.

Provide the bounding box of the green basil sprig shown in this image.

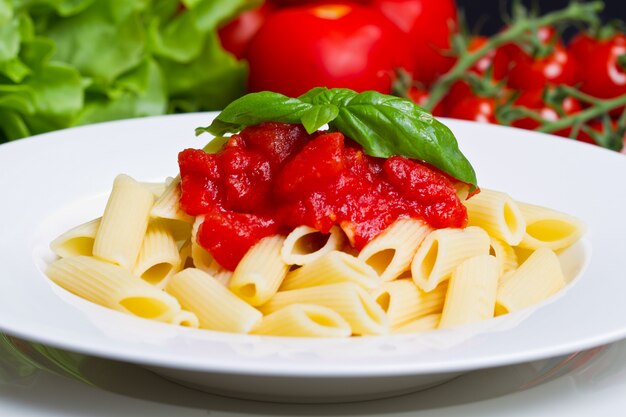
[196,87,477,188]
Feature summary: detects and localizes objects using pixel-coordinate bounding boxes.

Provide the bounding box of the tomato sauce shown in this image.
[178,122,467,270]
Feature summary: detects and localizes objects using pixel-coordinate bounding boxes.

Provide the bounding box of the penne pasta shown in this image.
[190,216,222,275]
[464,189,526,245]
[47,256,182,322]
[93,174,154,269]
[439,255,500,328]
[259,283,389,336]
[358,218,431,281]
[229,235,289,306]
[166,268,262,333]
[496,247,566,315]
[394,313,441,334]
[280,225,345,265]
[411,226,491,292]
[251,304,351,338]
[50,218,101,258]
[151,176,194,224]
[489,237,519,275]
[517,202,586,251]
[133,221,181,288]
[371,279,442,329]
[279,250,379,291]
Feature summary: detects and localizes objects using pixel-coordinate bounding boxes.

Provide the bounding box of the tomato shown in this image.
[447,95,498,124]
[570,32,626,99]
[467,36,496,76]
[372,0,458,85]
[511,89,581,137]
[406,86,444,116]
[493,26,577,90]
[247,3,413,97]
[218,2,274,59]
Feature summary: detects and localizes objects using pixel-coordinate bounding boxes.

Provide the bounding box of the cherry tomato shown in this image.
[511,89,581,137]
[493,26,577,90]
[406,86,444,116]
[447,95,498,124]
[467,36,496,76]
[247,3,413,97]
[570,32,626,99]
[372,0,458,85]
[218,2,274,59]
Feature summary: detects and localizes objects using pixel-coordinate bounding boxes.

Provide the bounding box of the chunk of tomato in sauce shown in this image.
[197,211,279,271]
[240,122,309,166]
[178,149,221,216]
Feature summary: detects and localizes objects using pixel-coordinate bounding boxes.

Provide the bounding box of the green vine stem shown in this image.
[424,1,605,110]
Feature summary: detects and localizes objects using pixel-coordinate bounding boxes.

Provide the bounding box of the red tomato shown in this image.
[511,89,581,137]
[372,0,458,85]
[468,36,495,76]
[493,26,577,89]
[247,3,413,97]
[406,86,444,116]
[570,32,626,99]
[218,2,274,59]
[447,95,498,124]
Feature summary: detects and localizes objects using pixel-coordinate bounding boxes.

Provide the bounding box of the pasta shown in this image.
[50,218,101,258]
[46,160,585,338]
[281,225,344,265]
[166,268,262,333]
[251,304,351,338]
[93,174,154,269]
[279,250,379,291]
[229,235,289,306]
[357,218,431,281]
[411,226,491,292]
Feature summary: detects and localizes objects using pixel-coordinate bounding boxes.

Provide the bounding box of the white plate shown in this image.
[0,114,624,402]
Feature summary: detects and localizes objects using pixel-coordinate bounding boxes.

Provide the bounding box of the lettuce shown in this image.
[0,0,256,142]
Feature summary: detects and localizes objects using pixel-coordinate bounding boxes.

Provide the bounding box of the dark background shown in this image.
[457,0,625,35]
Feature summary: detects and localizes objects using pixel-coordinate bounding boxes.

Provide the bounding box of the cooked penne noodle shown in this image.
[517,202,586,251]
[489,237,519,275]
[358,218,431,281]
[279,250,379,291]
[251,304,351,338]
[93,174,154,269]
[371,279,440,329]
[151,176,194,224]
[281,226,344,265]
[464,189,526,245]
[412,226,491,292]
[50,218,101,258]
[141,181,168,197]
[166,268,262,333]
[439,255,500,328]
[229,235,289,306]
[47,256,182,321]
[133,221,181,288]
[259,283,389,336]
[168,310,200,328]
[496,248,565,315]
[394,313,441,334]
[190,216,222,275]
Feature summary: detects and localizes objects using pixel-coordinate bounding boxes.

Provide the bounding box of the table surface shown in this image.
[1,333,626,417]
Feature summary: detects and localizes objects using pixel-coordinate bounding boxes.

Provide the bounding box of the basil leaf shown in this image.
[202,135,230,153]
[197,88,477,187]
[328,91,477,187]
[300,104,339,134]
[197,91,313,136]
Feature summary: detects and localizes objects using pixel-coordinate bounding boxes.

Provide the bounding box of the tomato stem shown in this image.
[425,1,604,110]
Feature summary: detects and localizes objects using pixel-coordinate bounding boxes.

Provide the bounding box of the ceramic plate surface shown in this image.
[0,113,624,401]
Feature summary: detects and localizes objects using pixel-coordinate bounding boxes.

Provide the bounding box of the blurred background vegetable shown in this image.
[2,0,626,153]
